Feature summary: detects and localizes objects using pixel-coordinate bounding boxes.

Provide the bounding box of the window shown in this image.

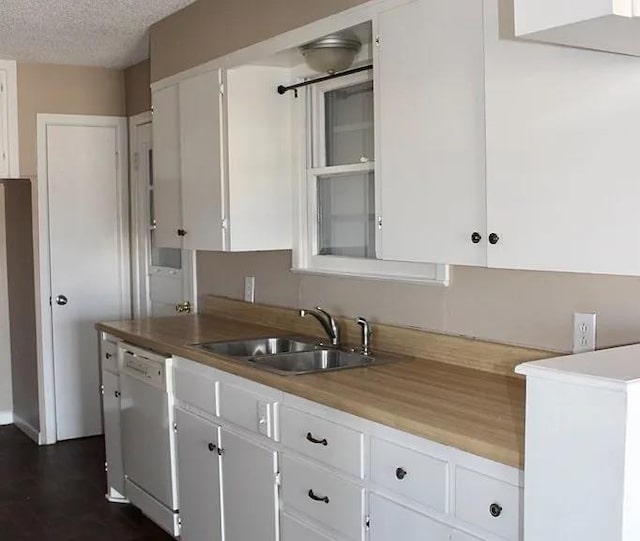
[294,69,448,284]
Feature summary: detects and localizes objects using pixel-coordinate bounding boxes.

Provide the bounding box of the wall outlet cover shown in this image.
[244,276,255,303]
[573,312,596,354]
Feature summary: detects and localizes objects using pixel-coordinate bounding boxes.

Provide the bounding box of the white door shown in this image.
[175,407,223,541]
[131,118,195,318]
[219,428,278,541]
[376,0,486,266]
[46,121,128,441]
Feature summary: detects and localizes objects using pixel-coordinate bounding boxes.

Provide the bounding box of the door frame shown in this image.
[35,114,129,445]
[129,111,152,318]
[129,111,197,319]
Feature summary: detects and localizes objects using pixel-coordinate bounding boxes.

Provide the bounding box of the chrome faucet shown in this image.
[357,317,373,356]
[299,307,341,347]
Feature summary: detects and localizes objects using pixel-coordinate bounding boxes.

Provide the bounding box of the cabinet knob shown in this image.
[208,442,216,453]
[488,233,500,245]
[306,432,328,446]
[471,232,482,244]
[114,390,120,398]
[395,467,407,480]
[308,489,330,504]
[177,229,188,237]
[489,503,503,518]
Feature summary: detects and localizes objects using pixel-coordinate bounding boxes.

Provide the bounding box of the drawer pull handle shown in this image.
[489,503,503,518]
[395,467,407,480]
[306,432,328,446]
[308,489,329,504]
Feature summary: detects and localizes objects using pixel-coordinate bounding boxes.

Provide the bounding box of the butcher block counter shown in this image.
[96,296,555,468]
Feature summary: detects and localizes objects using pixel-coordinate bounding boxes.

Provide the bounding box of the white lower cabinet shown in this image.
[281,455,364,541]
[369,494,450,541]
[174,407,222,541]
[220,427,278,541]
[102,369,124,498]
[281,513,335,541]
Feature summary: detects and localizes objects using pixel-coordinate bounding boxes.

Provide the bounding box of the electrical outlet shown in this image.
[244,276,255,303]
[573,312,596,353]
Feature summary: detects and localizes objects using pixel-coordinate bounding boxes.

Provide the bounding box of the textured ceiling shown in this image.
[0,0,199,68]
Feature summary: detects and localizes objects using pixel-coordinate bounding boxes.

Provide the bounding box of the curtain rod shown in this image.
[277,64,373,97]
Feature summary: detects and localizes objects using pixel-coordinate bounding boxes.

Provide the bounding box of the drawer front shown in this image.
[281,513,334,541]
[218,382,276,439]
[281,456,364,540]
[451,530,482,541]
[101,338,118,373]
[455,467,522,540]
[369,493,450,541]
[280,406,363,477]
[174,365,217,416]
[371,437,448,513]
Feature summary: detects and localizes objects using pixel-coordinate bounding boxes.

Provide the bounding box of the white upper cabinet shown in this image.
[152,65,292,252]
[484,0,640,275]
[513,0,640,56]
[151,84,182,249]
[376,0,486,267]
[0,60,19,178]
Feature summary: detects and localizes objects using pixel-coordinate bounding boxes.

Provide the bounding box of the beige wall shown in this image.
[149,0,369,81]
[17,63,126,177]
[125,59,151,116]
[197,251,640,354]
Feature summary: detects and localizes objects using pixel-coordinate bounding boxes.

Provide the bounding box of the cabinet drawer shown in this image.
[369,493,450,541]
[371,437,448,513]
[101,338,118,373]
[455,467,522,540]
[281,456,364,541]
[174,365,217,416]
[218,382,277,439]
[281,513,334,541]
[280,406,363,477]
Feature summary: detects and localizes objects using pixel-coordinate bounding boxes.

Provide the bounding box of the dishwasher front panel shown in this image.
[120,370,177,511]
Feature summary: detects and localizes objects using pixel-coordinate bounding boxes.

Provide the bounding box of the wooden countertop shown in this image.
[97,312,529,469]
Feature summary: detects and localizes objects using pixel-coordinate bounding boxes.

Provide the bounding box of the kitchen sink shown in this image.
[193,337,320,358]
[248,349,375,375]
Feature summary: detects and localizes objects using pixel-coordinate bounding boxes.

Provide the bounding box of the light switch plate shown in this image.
[573,312,596,353]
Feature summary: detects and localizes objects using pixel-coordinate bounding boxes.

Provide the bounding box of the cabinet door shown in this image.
[376,0,486,266]
[179,70,225,251]
[219,428,277,541]
[484,0,640,275]
[152,84,183,249]
[174,407,222,541]
[102,370,124,496]
[0,69,8,178]
[370,494,450,541]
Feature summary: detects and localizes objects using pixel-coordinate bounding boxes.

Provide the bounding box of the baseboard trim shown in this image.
[13,414,42,444]
[0,410,13,425]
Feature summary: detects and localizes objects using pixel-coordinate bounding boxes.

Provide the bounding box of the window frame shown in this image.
[292,61,449,286]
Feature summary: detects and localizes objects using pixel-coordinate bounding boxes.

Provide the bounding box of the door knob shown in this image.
[175,301,191,314]
[55,295,68,306]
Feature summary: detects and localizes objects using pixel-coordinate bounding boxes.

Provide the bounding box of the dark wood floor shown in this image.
[0,424,174,540]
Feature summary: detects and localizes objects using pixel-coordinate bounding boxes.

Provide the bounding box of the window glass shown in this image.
[317,171,376,259]
[324,81,374,166]
[147,148,182,269]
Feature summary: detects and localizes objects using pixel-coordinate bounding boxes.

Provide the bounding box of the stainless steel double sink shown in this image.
[192,337,376,375]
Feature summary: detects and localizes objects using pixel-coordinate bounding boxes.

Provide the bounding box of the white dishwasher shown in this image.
[119,343,179,536]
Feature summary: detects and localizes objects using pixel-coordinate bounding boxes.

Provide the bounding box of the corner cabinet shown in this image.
[151,65,292,252]
[0,60,19,178]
